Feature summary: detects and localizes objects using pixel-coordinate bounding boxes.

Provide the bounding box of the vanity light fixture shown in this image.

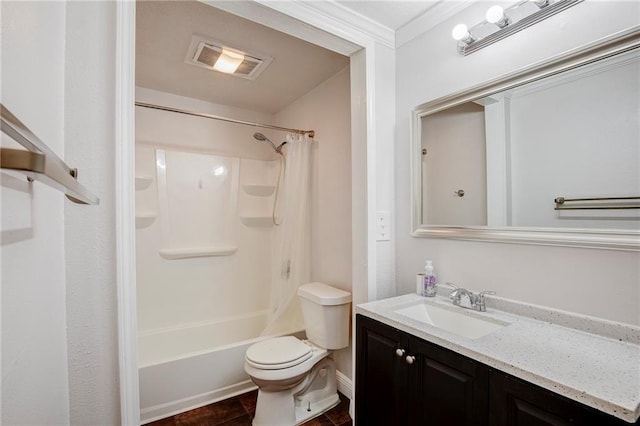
[452,0,584,55]
[486,5,510,28]
[531,0,550,7]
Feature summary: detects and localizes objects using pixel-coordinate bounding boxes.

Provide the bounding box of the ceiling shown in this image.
[136,1,451,114]
[136,1,350,114]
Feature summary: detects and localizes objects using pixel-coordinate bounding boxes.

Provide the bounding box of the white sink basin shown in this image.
[393,300,509,340]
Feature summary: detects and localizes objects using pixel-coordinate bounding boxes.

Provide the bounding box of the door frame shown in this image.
[115,1,386,423]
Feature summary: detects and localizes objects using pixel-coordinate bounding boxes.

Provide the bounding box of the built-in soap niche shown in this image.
[158,246,238,260]
[135,175,153,190]
[135,144,160,230]
[135,175,157,229]
[243,184,275,197]
[239,216,274,228]
[238,158,280,228]
[135,212,157,229]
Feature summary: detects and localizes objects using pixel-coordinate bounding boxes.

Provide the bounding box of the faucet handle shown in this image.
[477,290,496,312]
[449,286,471,304]
[442,282,458,290]
[441,282,459,298]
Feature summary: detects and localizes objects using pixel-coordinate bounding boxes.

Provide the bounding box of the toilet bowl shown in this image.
[244,282,351,426]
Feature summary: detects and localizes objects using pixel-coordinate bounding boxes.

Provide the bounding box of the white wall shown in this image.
[374,43,397,302]
[2,2,121,424]
[1,2,70,423]
[395,1,640,325]
[274,66,353,377]
[64,2,121,423]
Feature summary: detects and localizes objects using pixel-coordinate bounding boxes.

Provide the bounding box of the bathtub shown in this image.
[139,310,304,423]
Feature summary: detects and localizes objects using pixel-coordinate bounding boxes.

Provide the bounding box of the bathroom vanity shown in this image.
[355,294,640,425]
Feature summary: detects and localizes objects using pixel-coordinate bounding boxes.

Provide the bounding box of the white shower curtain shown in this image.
[261,134,313,336]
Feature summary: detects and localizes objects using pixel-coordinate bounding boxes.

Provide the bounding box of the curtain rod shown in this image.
[135,102,315,138]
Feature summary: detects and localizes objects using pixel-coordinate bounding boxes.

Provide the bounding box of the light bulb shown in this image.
[213,49,244,74]
[486,5,504,24]
[486,5,510,28]
[452,23,476,53]
[451,24,470,41]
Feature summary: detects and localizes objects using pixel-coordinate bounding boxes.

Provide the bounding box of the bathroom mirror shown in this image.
[411,29,640,250]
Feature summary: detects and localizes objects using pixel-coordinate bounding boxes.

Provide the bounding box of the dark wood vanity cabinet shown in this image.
[489,371,639,426]
[355,314,410,425]
[406,334,489,425]
[356,314,488,426]
[356,314,638,426]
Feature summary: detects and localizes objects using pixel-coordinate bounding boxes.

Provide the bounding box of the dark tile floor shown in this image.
[147,390,352,426]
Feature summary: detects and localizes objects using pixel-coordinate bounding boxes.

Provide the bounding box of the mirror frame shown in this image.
[411,27,640,251]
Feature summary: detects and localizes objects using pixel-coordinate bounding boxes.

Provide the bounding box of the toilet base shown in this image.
[293,392,339,426]
[252,357,340,426]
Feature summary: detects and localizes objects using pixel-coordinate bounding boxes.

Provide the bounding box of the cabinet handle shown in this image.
[395,348,405,357]
[405,355,416,365]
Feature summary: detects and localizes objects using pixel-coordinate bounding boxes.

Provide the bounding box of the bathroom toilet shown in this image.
[244,282,351,426]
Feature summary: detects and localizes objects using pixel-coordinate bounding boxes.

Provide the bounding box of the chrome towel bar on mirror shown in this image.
[554,196,640,210]
[0,103,99,205]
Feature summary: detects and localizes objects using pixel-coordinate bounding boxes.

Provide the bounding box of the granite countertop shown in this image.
[355,292,640,423]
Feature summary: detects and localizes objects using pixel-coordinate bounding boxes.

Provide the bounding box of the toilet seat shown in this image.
[246,336,312,370]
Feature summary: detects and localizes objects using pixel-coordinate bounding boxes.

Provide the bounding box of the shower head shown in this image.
[253,132,268,141]
[253,132,286,155]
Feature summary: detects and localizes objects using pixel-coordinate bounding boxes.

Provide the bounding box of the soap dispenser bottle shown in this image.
[423,260,437,297]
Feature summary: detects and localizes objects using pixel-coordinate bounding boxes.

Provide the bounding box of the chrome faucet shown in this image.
[442,282,495,312]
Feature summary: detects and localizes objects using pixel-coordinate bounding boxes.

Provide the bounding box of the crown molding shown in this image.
[204,0,363,55]
[397,0,476,48]
[254,0,395,49]
[209,0,476,52]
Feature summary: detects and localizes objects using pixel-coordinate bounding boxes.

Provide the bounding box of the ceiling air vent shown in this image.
[185,35,272,80]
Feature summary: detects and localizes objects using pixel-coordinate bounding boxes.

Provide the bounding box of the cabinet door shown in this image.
[407,336,489,426]
[356,315,409,426]
[489,371,637,426]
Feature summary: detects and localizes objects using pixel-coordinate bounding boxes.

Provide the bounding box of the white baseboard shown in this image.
[336,370,353,400]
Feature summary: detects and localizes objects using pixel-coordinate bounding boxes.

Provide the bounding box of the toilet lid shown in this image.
[246,336,312,370]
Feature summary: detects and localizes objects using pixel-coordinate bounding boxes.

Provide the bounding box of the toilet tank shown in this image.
[297,282,351,350]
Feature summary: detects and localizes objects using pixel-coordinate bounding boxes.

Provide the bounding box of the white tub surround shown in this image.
[356,293,640,423]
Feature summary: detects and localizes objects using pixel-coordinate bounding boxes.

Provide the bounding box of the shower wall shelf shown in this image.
[242,184,275,197]
[240,216,273,228]
[159,246,238,260]
[135,213,157,229]
[135,176,153,190]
